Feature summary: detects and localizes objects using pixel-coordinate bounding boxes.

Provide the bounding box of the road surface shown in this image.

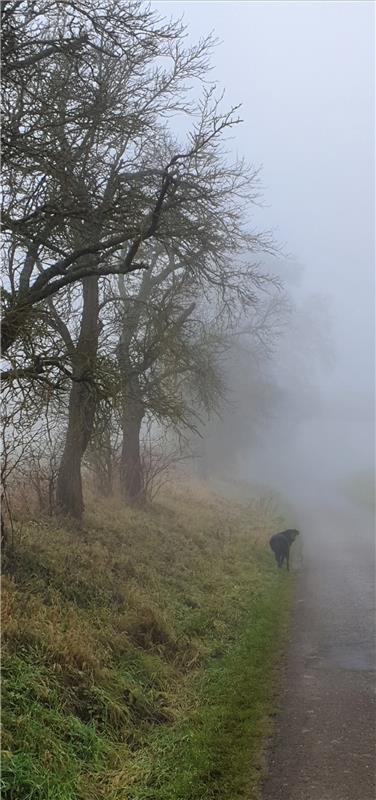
[263,501,375,800]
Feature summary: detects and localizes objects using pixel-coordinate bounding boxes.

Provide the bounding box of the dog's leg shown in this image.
[286,547,290,571]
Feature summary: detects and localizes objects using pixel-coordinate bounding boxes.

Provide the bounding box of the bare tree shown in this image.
[1,378,64,540]
[2,0,279,520]
[1,0,214,357]
[114,246,264,505]
[139,426,192,503]
[52,69,272,515]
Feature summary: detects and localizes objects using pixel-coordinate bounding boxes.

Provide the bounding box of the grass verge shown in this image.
[1,482,293,799]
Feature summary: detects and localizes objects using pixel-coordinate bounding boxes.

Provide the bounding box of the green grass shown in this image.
[126,572,292,800]
[2,482,294,800]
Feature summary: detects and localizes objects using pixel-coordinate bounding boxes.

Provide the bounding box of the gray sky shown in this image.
[154,0,375,498]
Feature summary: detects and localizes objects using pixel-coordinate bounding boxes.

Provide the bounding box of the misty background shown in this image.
[154,0,375,507]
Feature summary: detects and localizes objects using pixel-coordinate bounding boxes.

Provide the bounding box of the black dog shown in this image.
[269,529,300,571]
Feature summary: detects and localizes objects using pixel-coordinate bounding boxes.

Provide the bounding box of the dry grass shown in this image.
[2,479,293,800]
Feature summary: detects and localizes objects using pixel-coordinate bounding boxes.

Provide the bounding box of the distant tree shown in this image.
[184,290,291,480]
[115,268,225,504]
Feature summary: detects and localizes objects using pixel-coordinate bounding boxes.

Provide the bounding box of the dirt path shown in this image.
[263,502,375,800]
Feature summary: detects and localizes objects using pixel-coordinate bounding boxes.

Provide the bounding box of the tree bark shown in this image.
[119,371,145,505]
[117,310,145,504]
[55,275,99,518]
[1,503,8,551]
[117,272,151,506]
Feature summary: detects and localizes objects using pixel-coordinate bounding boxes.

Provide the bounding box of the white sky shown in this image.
[153,0,375,492]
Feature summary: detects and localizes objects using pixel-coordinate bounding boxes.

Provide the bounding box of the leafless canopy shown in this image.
[2,0,275,373]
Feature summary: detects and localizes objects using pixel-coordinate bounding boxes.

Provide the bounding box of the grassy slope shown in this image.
[1,483,293,800]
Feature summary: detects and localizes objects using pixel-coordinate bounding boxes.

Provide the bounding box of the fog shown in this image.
[155,0,375,513]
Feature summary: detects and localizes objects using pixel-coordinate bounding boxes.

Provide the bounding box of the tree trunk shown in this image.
[56,275,99,518]
[116,268,155,505]
[1,501,8,551]
[120,374,145,505]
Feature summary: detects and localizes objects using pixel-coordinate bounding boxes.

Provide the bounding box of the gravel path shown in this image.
[263,503,375,800]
